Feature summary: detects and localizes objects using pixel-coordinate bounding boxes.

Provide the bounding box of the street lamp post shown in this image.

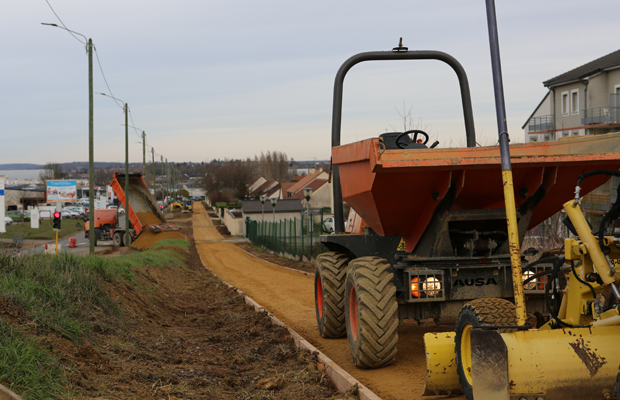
[97,93,130,245]
[260,195,266,238]
[42,23,96,255]
[270,197,278,222]
[142,131,146,177]
[152,147,155,198]
[303,188,313,254]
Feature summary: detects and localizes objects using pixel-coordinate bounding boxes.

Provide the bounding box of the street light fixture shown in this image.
[303,188,313,234]
[270,197,278,222]
[98,92,130,246]
[42,22,95,255]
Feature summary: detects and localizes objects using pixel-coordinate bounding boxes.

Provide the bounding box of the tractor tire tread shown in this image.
[346,257,398,369]
[315,252,349,338]
[455,298,517,400]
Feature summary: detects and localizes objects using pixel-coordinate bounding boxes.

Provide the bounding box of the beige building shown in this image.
[523,49,620,142]
[522,49,620,226]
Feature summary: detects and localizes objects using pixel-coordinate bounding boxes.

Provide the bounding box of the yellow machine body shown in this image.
[423,332,460,396]
[470,326,620,400]
[424,199,620,398]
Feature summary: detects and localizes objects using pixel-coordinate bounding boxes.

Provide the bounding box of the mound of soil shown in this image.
[34,228,341,399]
[132,211,185,250]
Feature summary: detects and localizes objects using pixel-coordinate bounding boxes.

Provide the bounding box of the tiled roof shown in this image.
[544,49,620,87]
[289,179,328,199]
[249,179,278,197]
[286,170,325,196]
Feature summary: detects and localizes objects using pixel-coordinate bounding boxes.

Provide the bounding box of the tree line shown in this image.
[203,151,290,204]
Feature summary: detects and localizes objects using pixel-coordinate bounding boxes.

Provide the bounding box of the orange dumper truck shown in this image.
[85,173,166,246]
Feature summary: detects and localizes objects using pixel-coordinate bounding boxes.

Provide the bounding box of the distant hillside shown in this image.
[0,162,142,171]
[0,163,43,170]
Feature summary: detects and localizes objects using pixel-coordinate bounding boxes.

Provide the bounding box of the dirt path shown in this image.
[193,203,461,400]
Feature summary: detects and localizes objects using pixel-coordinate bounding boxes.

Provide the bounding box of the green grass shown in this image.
[0,252,120,343]
[0,241,187,343]
[0,241,190,399]
[1,219,84,240]
[0,320,67,400]
[150,238,190,251]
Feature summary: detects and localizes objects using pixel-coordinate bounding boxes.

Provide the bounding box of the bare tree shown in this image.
[258,151,290,181]
[387,101,434,137]
[39,162,64,187]
[94,169,114,187]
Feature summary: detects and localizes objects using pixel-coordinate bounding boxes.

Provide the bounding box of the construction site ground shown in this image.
[4,208,343,400]
[4,203,467,400]
[192,203,464,400]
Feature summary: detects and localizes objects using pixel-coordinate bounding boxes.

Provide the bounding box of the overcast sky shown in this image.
[2,0,619,165]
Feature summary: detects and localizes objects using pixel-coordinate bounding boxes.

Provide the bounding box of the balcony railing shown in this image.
[528,115,554,132]
[582,94,620,125]
[582,107,613,125]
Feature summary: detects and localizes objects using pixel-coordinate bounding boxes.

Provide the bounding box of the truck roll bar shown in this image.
[331,49,477,233]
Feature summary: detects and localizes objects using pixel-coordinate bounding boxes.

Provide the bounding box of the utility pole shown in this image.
[160,155,164,201]
[41,23,95,255]
[88,38,95,255]
[152,147,155,197]
[142,131,146,177]
[124,103,130,246]
[165,158,168,203]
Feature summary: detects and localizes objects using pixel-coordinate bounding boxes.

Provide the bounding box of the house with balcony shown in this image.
[522,49,620,229]
[523,49,620,142]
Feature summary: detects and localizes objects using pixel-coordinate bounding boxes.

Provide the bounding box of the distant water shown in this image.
[0,169,45,180]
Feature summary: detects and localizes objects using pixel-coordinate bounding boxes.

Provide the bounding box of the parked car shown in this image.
[61,209,78,219]
[6,210,30,222]
[322,216,335,234]
[65,206,85,216]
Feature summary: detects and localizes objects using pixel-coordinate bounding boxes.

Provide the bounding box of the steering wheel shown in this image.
[395,130,430,149]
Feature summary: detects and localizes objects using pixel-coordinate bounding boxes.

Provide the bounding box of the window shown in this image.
[561,91,569,115]
[571,90,579,114]
[529,135,538,142]
[563,132,570,138]
[572,131,579,136]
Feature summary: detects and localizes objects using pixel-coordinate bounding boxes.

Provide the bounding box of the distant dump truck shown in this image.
[85,173,166,246]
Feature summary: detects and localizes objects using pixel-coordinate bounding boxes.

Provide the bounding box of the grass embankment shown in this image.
[1,220,84,240]
[0,239,187,399]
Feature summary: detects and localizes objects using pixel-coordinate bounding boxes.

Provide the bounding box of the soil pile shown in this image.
[136,211,162,225]
[132,211,185,250]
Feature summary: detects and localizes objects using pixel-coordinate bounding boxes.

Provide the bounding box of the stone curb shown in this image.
[0,384,24,400]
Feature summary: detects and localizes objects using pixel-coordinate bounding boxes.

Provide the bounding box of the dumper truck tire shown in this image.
[345,257,398,368]
[455,298,516,400]
[113,231,124,247]
[315,252,349,338]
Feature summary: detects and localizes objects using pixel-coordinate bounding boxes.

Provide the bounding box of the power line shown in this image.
[44,1,167,164]
[93,47,124,109]
[128,109,144,140]
[44,0,85,45]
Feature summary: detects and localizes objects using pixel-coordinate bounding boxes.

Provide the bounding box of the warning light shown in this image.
[411,277,420,298]
[53,211,61,231]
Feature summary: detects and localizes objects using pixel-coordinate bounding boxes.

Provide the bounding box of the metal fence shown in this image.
[246,211,327,261]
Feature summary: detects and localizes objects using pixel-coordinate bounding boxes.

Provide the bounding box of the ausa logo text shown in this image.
[453,278,498,287]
